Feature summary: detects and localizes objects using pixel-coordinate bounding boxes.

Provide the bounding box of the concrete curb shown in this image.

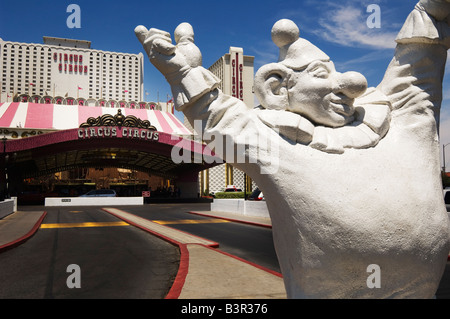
[0,211,47,253]
[100,207,211,299]
[177,243,285,299]
[101,207,219,247]
[165,243,190,299]
[188,211,272,228]
[101,207,285,299]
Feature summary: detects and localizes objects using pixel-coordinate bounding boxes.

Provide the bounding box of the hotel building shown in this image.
[190,47,257,195]
[0,36,171,111]
[0,36,193,200]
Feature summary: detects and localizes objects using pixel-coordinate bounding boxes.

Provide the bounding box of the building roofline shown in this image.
[43,36,92,48]
[0,37,142,57]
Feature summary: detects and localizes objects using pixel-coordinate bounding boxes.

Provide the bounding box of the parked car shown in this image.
[224,185,242,192]
[80,189,117,197]
[444,188,450,211]
[248,188,264,201]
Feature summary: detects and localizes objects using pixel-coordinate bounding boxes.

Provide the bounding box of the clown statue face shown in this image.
[254,19,368,128]
[285,60,368,128]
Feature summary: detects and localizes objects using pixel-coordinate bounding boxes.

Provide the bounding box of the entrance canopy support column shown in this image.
[175,171,199,199]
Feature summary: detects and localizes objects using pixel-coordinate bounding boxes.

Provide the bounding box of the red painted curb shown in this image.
[101,208,283,299]
[195,243,283,278]
[101,208,219,248]
[188,211,272,229]
[100,208,193,299]
[165,243,190,299]
[0,211,47,253]
[102,208,184,247]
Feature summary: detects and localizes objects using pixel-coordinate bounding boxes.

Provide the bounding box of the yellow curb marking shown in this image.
[151,219,230,225]
[40,219,229,229]
[40,221,130,229]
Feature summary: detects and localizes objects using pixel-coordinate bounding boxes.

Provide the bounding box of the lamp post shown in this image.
[443,143,450,174]
[244,172,247,201]
[1,137,8,201]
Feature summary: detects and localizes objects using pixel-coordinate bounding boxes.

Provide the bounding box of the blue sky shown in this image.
[0,0,414,97]
[2,0,450,165]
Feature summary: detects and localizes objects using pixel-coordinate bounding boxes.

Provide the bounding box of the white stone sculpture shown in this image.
[136,0,450,298]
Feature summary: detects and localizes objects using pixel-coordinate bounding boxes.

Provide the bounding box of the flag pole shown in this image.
[28,82,35,99]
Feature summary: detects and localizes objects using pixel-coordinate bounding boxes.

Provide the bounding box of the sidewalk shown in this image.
[102,208,286,299]
[0,210,47,252]
[177,244,286,299]
[188,210,272,228]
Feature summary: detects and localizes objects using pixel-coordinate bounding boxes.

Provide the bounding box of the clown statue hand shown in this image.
[135,23,220,109]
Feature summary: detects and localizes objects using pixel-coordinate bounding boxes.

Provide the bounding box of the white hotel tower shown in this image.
[193,47,257,196]
[0,36,157,109]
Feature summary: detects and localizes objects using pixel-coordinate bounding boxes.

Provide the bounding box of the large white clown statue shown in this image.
[136,0,450,298]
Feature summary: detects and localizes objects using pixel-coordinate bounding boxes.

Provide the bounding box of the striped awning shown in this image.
[0,102,193,136]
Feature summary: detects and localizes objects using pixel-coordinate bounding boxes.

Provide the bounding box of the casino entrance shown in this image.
[1,128,219,205]
[21,167,183,204]
[0,105,220,205]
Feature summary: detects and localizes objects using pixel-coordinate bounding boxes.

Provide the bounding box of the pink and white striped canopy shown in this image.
[0,102,192,136]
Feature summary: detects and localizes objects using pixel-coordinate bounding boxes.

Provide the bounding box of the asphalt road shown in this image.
[4,203,448,299]
[126,204,450,299]
[0,203,280,299]
[0,206,180,298]
[113,203,281,273]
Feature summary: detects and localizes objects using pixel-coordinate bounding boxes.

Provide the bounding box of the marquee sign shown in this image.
[231,52,244,101]
[77,126,159,141]
[54,52,88,74]
[78,109,159,141]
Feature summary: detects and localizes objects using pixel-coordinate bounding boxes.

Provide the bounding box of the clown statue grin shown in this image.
[136,0,450,298]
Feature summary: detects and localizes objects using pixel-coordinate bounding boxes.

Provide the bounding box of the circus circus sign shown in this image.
[77,126,159,142]
[54,52,88,74]
[77,109,159,141]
